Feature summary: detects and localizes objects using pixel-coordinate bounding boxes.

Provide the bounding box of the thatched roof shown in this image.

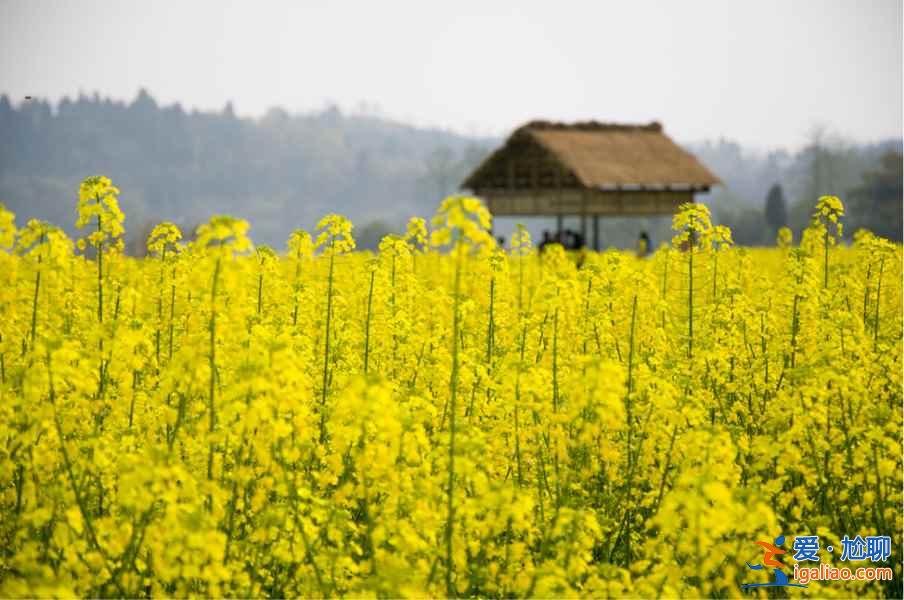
[463,120,720,191]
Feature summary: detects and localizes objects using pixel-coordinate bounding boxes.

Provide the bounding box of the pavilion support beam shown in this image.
[478,188,697,216]
[593,216,600,251]
[556,214,563,238]
[580,214,587,248]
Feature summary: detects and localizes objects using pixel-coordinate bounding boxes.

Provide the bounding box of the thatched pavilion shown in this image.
[461,121,720,249]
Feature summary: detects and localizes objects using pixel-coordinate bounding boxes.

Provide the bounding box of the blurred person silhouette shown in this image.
[539,230,553,252]
[638,231,651,257]
[574,230,585,249]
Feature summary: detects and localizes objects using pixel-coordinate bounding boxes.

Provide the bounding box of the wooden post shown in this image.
[580,214,587,248]
[555,169,563,243]
[593,215,600,251]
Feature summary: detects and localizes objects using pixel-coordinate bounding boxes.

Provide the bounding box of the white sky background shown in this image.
[1,0,901,149]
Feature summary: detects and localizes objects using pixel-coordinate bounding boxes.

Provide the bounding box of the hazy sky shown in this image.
[1,1,901,148]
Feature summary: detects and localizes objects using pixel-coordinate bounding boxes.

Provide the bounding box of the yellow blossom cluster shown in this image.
[0,183,901,598]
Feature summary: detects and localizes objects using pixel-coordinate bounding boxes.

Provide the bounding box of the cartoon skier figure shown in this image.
[740,535,807,590]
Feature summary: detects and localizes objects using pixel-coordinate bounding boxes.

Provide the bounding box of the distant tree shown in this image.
[320,103,342,125]
[457,144,490,176]
[356,220,397,251]
[784,125,876,235]
[126,219,156,257]
[131,88,158,114]
[424,146,455,200]
[800,124,857,201]
[764,183,788,233]
[846,151,903,241]
[715,198,768,246]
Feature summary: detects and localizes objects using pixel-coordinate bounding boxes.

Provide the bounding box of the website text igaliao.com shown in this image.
[793,563,894,584]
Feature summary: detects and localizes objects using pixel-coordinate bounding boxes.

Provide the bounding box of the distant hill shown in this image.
[0,90,495,250]
[1,90,900,250]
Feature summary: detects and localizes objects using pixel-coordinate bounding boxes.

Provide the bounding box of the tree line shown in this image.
[1,90,900,251]
[691,130,902,245]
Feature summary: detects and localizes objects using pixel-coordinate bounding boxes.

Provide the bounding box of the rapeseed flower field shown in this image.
[0,177,900,598]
